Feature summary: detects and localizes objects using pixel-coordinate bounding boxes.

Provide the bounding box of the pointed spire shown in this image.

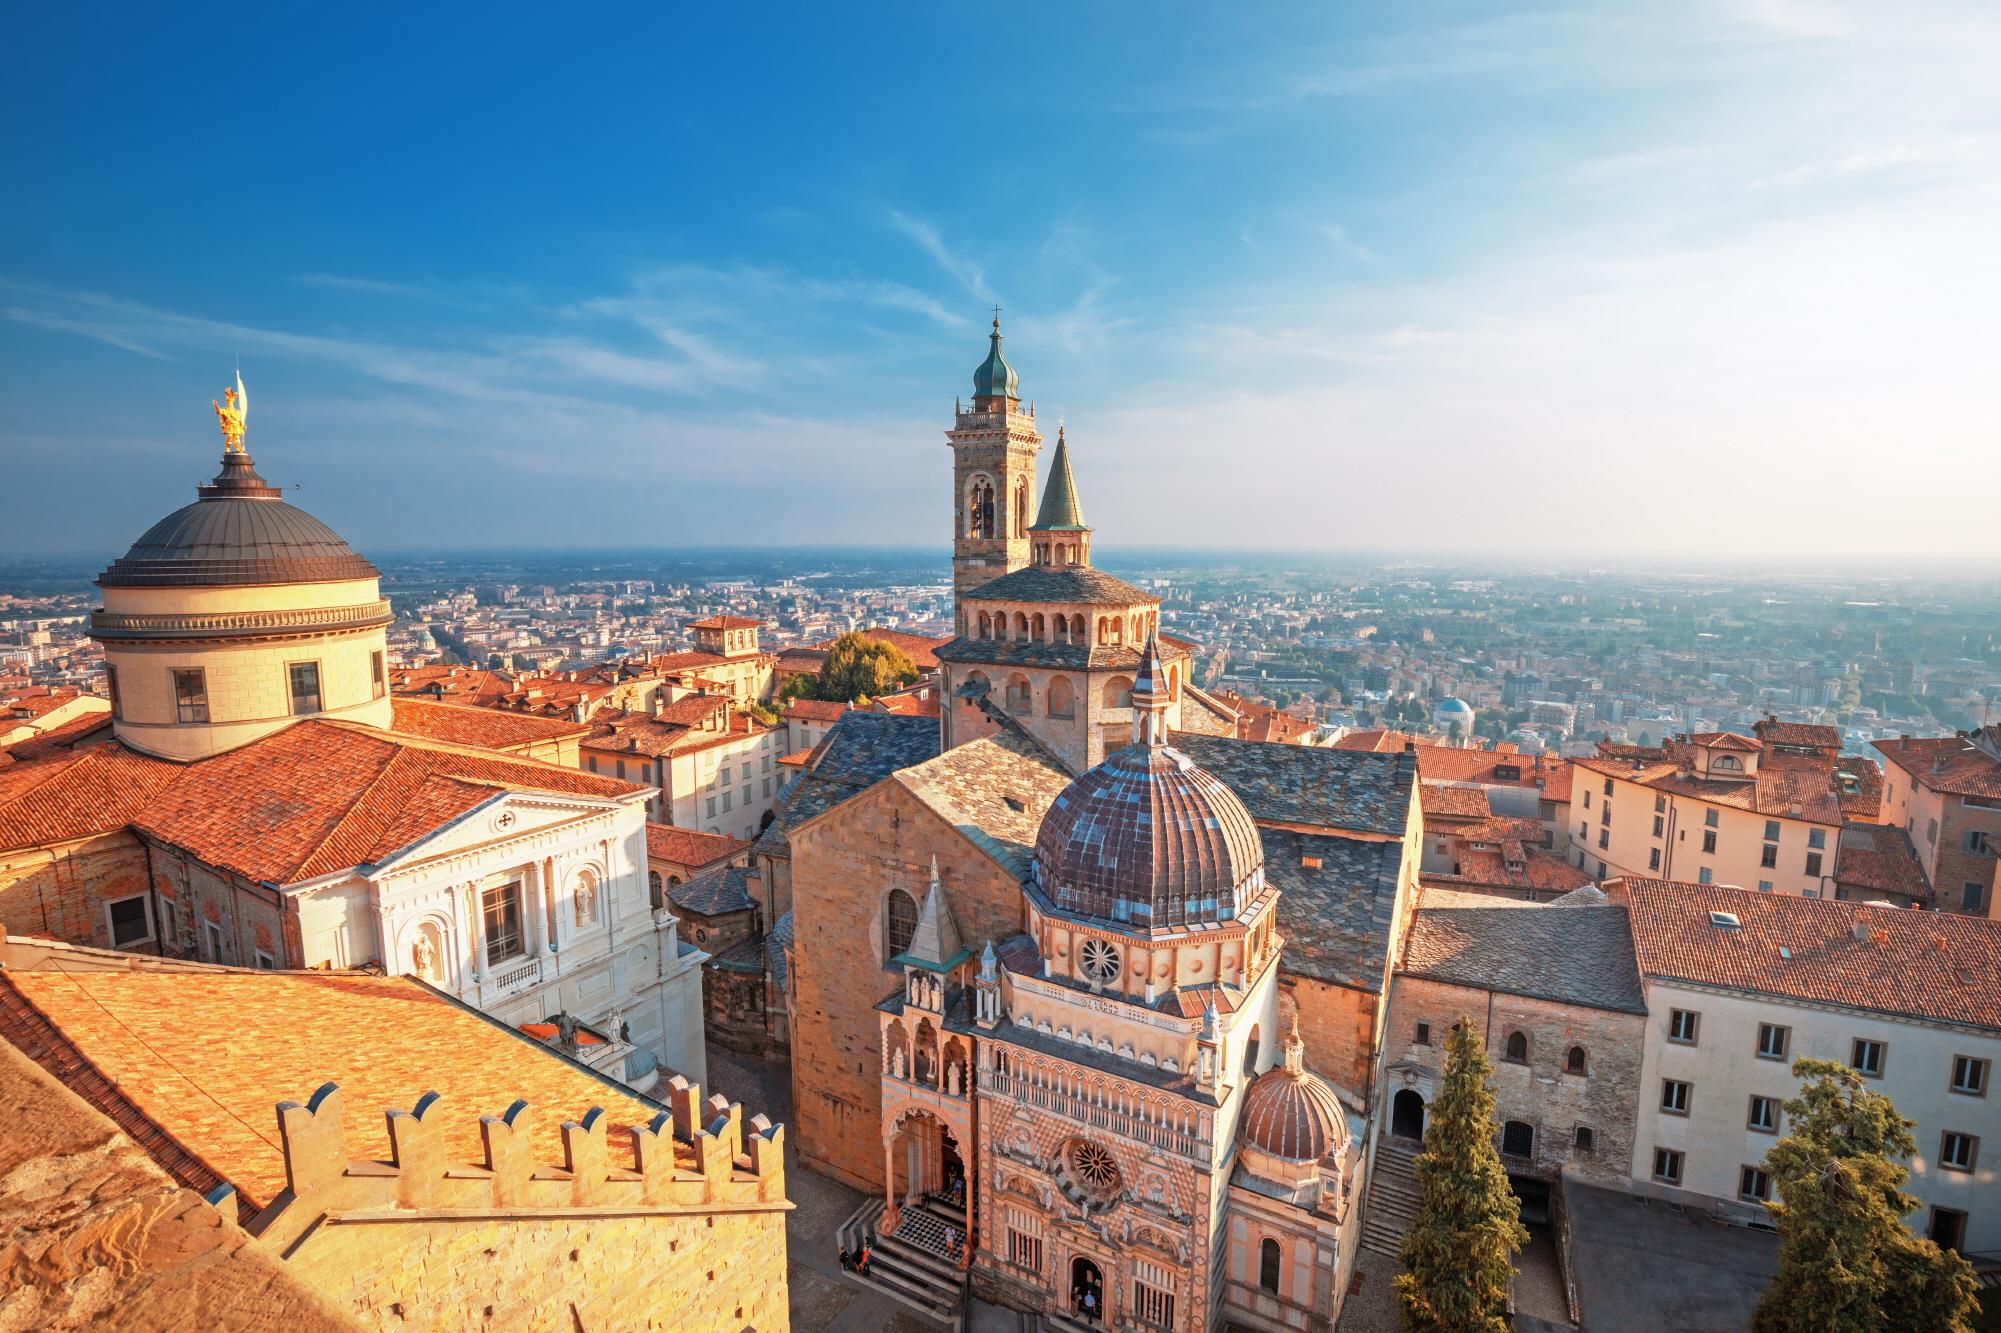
[1031,425,1088,531]
[1131,632,1171,747]
[902,855,965,967]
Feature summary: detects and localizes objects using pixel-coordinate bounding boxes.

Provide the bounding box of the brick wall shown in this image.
[0,833,153,950]
[1282,975,1378,1103]
[789,779,1028,1190]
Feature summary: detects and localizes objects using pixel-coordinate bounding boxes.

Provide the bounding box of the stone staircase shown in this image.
[1361,1139,1422,1257]
[837,1195,968,1330]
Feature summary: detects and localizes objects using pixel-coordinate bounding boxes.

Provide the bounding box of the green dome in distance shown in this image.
[972,317,1019,400]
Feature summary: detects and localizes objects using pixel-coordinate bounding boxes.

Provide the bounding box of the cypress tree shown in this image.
[1753,1059,1978,1333]
[1394,1017,1527,1332]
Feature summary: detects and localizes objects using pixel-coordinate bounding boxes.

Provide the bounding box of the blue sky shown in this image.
[4,3,1998,564]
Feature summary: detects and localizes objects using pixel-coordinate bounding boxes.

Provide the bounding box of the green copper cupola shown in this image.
[971,316,1019,403]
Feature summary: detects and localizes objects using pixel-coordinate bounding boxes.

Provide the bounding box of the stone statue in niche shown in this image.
[946,1062,962,1096]
[410,930,437,980]
[573,873,597,926]
[893,1047,907,1079]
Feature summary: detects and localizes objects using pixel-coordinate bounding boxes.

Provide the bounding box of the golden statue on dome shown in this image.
[212,371,248,453]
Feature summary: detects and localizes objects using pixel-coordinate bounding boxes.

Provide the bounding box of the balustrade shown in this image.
[984,1067,1203,1158]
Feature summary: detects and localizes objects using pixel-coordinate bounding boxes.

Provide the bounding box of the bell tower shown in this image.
[948,316,1041,610]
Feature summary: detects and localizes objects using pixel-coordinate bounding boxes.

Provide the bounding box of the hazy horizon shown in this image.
[4,4,1999,564]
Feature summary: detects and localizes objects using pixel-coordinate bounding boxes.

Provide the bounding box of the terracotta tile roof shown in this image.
[1576,739,1865,826]
[809,627,949,672]
[870,691,941,719]
[389,697,589,750]
[1,688,94,723]
[782,699,847,722]
[1211,690,1314,745]
[645,822,750,870]
[777,748,816,767]
[1421,783,1492,821]
[1691,731,1763,752]
[0,722,643,880]
[1612,877,2001,1031]
[388,664,514,706]
[1422,845,1595,896]
[1873,734,2001,800]
[690,616,763,630]
[1409,745,1574,802]
[582,704,768,761]
[0,964,670,1213]
[2,711,115,764]
[645,649,731,673]
[1334,729,1430,754]
[1754,717,1842,753]
[1833,823,1932,903]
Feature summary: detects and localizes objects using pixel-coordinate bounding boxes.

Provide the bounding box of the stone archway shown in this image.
[1392,1088,1426,1140]
[1070,1254,1105,1323]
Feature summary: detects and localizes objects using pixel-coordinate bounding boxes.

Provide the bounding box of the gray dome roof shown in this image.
[99,453,378,588]
[1034,743,1264,933]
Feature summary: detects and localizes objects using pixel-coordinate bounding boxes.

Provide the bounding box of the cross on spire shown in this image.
[991,304,1003,328]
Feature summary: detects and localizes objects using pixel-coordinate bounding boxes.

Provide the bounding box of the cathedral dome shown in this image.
[1241,1024,1348,1162]
[971,317,1019,401]
[99,453,379,588]
[1033,741,1264,932]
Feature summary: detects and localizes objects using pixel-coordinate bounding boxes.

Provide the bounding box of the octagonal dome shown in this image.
[1033,742,1264,932]
[1241,1028,1348,1162]
[98,452,378,588]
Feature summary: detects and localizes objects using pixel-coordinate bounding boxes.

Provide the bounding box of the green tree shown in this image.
[776,672,817,705]
[1753,1059,1978,1333]
[1395,1018,1527,1333]
[816,632,918,703]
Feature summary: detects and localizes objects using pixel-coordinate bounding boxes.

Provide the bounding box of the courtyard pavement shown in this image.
[1565,1184,1777,1332]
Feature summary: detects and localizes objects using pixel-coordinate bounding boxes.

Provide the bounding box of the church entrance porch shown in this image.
[881,1107,974,1262]
[1069,1255,1105,1324]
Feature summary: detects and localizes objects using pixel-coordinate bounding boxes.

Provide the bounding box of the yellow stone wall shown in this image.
[99,578,393,760]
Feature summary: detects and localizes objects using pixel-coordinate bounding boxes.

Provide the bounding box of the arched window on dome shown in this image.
[1103,676,1133,709]
[1047,676,1076,719]
[886,888,919,961]
[1005,674,1032,712]
[1259,1237,1281,1295]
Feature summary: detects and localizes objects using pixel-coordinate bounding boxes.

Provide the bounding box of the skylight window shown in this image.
[1709,910,1741,929]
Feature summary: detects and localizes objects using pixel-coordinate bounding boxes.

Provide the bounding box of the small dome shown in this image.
[99,453,378,588]
[972,318,1019,400]
[1437,697,1473,715]
[1034,742,1264,932]
[1241,1024,1348,1162]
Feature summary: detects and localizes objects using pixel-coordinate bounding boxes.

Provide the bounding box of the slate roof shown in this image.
[959,564,1152,605]
[669,864,757,918]
[1399,900,1647,1014]
[933,634,1190,673]
[1260,829,1406,990]
[765,911,793,992]
[1615,877,2001,1031]
[894,729,1073,880]
[1168,734,1417,837]
[752,712,940,859]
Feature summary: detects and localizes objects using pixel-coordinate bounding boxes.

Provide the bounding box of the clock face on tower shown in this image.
[1080,937,1119,985]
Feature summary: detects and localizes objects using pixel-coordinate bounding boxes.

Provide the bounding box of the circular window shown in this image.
[1080,938,1119,985]
[1060,1138,1123,1204]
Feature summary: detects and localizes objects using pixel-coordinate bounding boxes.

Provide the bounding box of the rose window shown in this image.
[1060,1138,1124,1206]
[1080,938,1119,985]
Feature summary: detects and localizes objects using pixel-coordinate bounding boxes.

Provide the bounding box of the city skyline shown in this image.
[5,3,1999,564]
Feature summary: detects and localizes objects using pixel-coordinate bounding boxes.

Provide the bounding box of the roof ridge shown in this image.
[287,737,418,880]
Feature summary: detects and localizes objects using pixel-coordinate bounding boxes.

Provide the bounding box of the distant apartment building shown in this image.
[1612,879,2000,1256]
[1569,721,1879,896]
[583,693,785,840]
[1874,726,2001,917]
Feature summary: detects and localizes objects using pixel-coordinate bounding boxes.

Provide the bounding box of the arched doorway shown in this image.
[1071,1255,1104,1323]
[1392,1088,1426,1140]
